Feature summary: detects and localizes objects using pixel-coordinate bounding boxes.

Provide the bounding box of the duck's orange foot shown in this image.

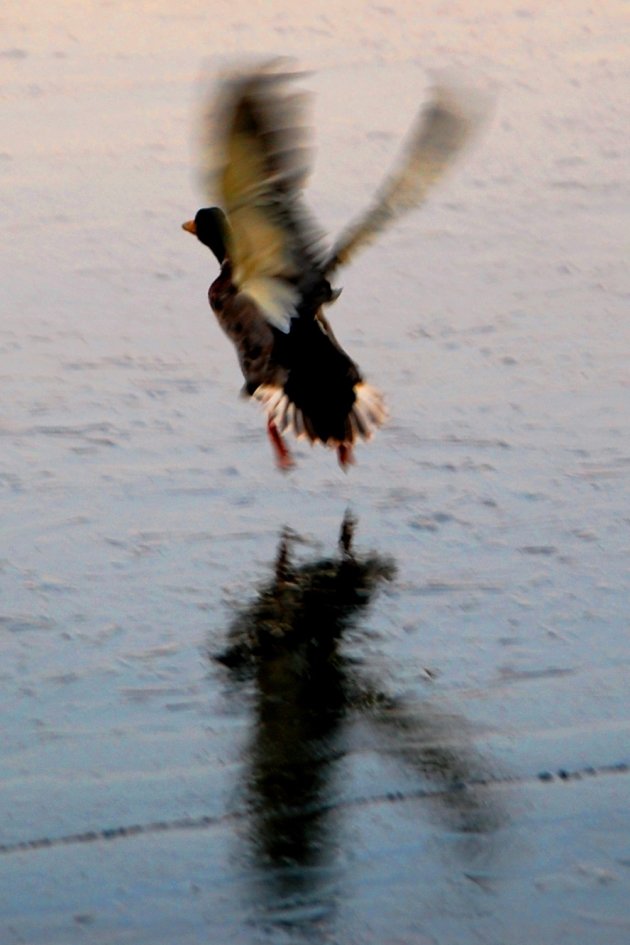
[267,419,295,471]
[337,443,355,470]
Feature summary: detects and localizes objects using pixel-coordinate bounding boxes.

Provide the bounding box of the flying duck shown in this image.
[183,62,484,469]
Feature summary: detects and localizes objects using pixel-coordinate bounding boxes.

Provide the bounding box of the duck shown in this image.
[183,62,484,469]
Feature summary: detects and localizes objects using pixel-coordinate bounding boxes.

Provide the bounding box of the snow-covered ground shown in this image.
[2,2,629,942]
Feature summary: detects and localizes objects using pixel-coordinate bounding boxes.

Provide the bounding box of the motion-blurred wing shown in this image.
[202,62,327,331]
[326,84,489,273]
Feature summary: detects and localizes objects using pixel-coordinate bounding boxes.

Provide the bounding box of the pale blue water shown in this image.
[2,2,629,942]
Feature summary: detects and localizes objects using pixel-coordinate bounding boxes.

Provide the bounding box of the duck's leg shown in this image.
[267,419,294,470]
[337,442,355,470]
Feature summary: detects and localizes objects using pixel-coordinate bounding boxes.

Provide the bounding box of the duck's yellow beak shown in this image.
[182,220,197,234]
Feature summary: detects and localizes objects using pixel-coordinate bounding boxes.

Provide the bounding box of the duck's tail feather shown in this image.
[325,82,490,274]
[347,383,388,441]
[253,381,387,447]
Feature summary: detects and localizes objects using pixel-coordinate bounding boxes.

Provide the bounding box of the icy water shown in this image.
[2,1,629,943]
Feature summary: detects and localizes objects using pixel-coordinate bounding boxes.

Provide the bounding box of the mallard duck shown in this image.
[183,62,484,469]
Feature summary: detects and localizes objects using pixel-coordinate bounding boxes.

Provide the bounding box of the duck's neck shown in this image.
[209,260,234,313]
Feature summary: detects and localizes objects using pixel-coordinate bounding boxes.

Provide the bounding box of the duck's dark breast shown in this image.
[208,264,235,313]
[209,274,285,392]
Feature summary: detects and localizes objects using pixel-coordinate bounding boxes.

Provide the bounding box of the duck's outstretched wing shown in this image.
[326,84,489,274]
[201,61,327,332]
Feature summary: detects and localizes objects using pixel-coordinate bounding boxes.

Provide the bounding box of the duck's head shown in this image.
[182,207,229,265]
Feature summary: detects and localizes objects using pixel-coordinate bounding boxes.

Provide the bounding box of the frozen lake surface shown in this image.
[2,1,629,942]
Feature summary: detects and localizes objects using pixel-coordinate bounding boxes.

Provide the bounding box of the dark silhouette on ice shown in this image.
[216,512,503,939]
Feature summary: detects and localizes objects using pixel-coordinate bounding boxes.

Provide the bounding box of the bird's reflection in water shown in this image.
[215,511,503,940]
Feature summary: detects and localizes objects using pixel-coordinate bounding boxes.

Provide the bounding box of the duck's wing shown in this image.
[201,61,327,332]
[326,84,489,274]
